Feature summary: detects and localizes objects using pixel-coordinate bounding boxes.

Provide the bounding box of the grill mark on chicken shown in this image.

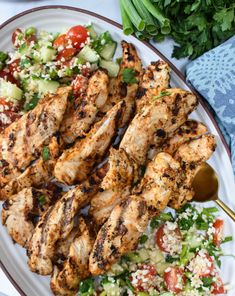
[120,88,198,166]
[89,196,148,275]
[54,100,126,185]
[61,70,109,144]
[2,187,55,248]
[27,164,108,275]
[0,87,69,171]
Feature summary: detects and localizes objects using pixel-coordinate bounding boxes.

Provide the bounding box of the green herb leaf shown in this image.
[0,51,8,63]
[178,217,194,230]
[150,217,160,229]
[153,91,171,100]
[122,68,137,84]
[24,93,40,111]
[38,195,46,205]
[42,146,50,161]
[165,254,179,263]
[140,234,148,244]
[25,27,36,37]
[157,212,174,222]
[79,278,94,295]
[222,236,233,244]
[202,276,213,287]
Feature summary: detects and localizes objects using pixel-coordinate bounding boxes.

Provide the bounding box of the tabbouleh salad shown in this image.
[78,204,232,296]
[0,24,119,132]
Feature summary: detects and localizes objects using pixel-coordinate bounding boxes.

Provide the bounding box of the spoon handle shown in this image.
[215,198,235,222]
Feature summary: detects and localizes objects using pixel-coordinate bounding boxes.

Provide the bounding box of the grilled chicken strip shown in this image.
[169,134,216,209]
[27,165,108,275]
[54,100,126,185]
[0,87,69,170]
[100,41,142,127]
[0,136,61,200]
[136,61,170,112]
[51,217,95,296]
[89,148,138,226]
[89,195,148,275]
[2,187,54,247]
[61,70,109,144]
[137,152,180,216]
[120,88,198,165]
[148,120,208,159]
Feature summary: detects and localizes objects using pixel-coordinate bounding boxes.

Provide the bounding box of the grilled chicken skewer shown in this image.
[27,164,108,275]
[0,87,69,171]
[120,88,198,166]
[61,69,109,144]
[0,136,61,200]
[51,217,95,296]
[89,134,216,275]
[54,100,127,185]
[2,187,57,248]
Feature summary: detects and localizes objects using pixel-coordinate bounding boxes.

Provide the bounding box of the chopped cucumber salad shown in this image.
[0,24,119,113]
[78,204,232,296]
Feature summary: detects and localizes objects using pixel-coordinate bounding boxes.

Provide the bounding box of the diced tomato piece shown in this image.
[130,264,157,292]
[0,98,21,132]
[53,34,68,48]
[26,34,37,45]
[56,48,77,61]
[12,28,23,48]
[67,25,88,49]
[80,67,91,77]
[212,277,226,294]
[155,223,181,253]
[213,219,224,246]
[0,70,18,85]
[8,59,20,75]
[164,267,186,294]
[72,75,88,96]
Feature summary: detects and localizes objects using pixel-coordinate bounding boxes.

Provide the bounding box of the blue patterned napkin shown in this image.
[186,36,235,174]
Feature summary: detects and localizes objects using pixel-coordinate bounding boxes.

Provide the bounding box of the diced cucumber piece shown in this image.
[110,263,124,275]
[185,233,202,249]
[148,249,164,264]
[137,293,149,296]
[0,79,22,100]
[127,251,143,263]
[138,248,149,262]
[78,45,99,63]
[99,60,119,77]
[155,262,172,275]
[40,46,56,63]
[36,79,59,95]
[159,293,174,296]
[18,42,28,55]
[99,42,117,60]
[86,24,98,40]
[103,282,121,296]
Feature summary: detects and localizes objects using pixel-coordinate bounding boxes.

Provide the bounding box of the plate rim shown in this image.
[0,5,232,296]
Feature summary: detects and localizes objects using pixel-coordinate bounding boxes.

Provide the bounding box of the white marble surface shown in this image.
[0,1,188,295]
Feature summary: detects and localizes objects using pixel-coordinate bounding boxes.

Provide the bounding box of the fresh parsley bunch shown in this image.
[120,0,235,59]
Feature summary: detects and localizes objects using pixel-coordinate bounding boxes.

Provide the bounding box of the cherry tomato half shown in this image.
[155,224,181,253]
[0,70,18,85]
[12,28,23,48]
[53,34,68,48]
[130,264,157,292]
[67,25,88,49]
[72,75,88,96]
[8,59,20,75]
[213,219,224,246]
[56,48,77,62]
[164,267,186,294]
[212,277,226,294]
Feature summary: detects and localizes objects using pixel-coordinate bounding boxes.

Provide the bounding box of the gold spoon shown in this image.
[192,162,235,221]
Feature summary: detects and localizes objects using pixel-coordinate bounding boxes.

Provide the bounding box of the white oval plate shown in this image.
[0,6,234,296]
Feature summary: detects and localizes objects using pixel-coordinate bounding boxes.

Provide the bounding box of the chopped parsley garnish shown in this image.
[222,236,233,244]
[139,234,148,244]
[79,278,94,295]
[42,146,50,161]
[0,51,8,63]
[122,68,137,84]
[150,216,160,229]
[153,91,171,100]
[24,93,40,111]
[38,195,46,205]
